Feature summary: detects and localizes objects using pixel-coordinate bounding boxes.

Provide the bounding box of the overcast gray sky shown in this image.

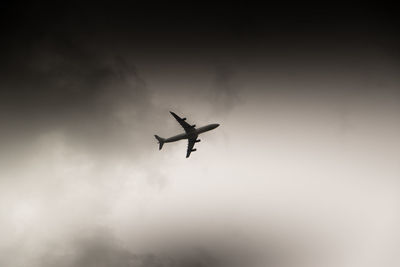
[1,3,400,267]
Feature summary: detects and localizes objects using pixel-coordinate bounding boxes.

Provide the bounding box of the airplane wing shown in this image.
[170,111,195,133]
[186,138,196,158]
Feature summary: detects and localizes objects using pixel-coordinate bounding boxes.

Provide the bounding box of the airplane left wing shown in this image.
[170,111,195,133]
[186,138,197,158]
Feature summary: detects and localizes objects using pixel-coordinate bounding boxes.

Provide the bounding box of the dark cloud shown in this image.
[36,227,262,267]
[0,36,158,160]
[38,228,134,267]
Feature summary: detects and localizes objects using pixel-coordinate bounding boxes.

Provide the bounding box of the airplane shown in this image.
[155,111,220,158]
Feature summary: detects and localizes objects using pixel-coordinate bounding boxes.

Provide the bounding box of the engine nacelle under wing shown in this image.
[195,139,201,143]
[191,149,197,152]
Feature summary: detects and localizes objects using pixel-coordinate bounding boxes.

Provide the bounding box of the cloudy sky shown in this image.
[1,3,399,267]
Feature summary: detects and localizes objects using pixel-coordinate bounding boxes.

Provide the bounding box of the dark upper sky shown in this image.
[2,3,399,50]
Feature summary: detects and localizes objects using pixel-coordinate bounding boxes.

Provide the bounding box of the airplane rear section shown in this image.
[154,135,165,150]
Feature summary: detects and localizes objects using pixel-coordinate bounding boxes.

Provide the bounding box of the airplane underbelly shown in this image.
[196,127,208,134]
[166,133,187,142]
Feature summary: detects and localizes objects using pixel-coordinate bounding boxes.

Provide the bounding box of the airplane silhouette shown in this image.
[155,111,220,158]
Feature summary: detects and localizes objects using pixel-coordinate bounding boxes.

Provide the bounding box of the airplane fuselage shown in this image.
[164,123,219,143]
[155,111,220,157]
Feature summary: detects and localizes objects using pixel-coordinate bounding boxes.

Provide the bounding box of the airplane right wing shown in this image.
[170,111,196,133]
[186,138,197,158]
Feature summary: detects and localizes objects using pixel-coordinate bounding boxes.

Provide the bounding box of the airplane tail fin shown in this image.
[154,135,165,150]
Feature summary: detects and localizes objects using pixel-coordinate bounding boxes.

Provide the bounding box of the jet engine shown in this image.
[191,149,197,152]
[195,139,201,143]
[182,118,186,121]
[191,124,196,128]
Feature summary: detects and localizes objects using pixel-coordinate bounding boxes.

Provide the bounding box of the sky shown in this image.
[0,3,400,267]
